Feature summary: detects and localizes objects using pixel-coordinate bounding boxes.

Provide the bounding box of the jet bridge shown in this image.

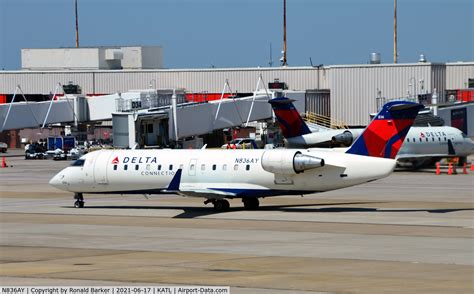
[0,84,306,147]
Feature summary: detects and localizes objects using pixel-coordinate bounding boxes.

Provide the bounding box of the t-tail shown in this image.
[268,97,311,138]
[346,101,423,159]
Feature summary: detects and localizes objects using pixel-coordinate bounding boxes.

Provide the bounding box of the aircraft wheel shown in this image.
[243,197,259,210]
[213,199,230,212]
[74,200,84,208]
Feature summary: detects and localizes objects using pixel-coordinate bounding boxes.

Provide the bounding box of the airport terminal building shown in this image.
[0,47,473,148]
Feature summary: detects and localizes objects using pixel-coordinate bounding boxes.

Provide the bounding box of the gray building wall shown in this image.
[446,62,474,89]
[1,62,473,126]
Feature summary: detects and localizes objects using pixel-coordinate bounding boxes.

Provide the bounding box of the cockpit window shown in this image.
[71,159,85,167]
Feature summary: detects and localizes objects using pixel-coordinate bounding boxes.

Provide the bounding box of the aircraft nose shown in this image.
[49,173,66,189]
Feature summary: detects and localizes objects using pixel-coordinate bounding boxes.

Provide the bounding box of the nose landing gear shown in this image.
[74,193,85,208]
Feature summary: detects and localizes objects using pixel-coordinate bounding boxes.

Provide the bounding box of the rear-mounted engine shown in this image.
[261,150,325,174]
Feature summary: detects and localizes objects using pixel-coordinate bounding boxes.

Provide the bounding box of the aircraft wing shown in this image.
[177,188,238,199]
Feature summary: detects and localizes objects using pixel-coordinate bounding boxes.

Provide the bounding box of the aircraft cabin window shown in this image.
[135,165,139,171]
[71,159,85,167]
[234,164,238,171]
[432,138,435,142]
[419,138,422,142]
[201,164,205,171]
[438,137,441,141]
[190,164,195,170]
[212,164,216,171]
[223,164,227,171]
[146,164,151,171]
[124,165,128,171]
[158,164,162,171]
[444,137,447,141]
[425,138,428,142]
[169,164,173,170]
[246,164,250,171]
[113,165,118,171]
[406,138,409,142]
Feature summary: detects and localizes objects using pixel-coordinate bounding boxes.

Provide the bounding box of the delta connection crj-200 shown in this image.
[50,101,423,211]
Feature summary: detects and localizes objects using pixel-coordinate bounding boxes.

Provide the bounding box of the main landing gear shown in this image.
[204,197,260,212]
[74,193,85,208]
[204,199,230,212]
[242,197,259,210]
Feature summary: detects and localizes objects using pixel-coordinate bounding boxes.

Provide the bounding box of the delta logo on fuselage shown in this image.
[420,131,447,138]
[111,156,158,164]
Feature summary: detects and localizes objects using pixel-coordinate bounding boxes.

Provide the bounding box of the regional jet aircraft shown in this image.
[50,101,422,211]
[269,97,474,167]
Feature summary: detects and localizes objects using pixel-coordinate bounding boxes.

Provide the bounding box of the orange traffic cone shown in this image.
[447,163,453,175]
[232,144,236,150]
[471,161,474,171]
[1,157,7,168]
[462,162,468,174]
[435,162,441,175]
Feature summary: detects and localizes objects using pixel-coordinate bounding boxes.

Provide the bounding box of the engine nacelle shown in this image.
[332,130,354,146]
[261,150,325,174]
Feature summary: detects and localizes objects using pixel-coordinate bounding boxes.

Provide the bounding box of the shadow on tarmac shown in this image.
[63,201,474,218]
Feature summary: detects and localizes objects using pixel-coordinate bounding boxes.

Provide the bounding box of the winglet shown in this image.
[268,97,312,138]
[166,169,182,191]
[346,101,424,159]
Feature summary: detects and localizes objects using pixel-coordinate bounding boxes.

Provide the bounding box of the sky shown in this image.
[0,0,473,70]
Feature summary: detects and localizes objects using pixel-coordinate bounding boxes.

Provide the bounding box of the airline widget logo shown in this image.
[111,157,119,164]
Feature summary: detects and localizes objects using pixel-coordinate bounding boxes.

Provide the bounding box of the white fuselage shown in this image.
[288,126,474,160]
[50,148,396,198]
[397,126,474,159]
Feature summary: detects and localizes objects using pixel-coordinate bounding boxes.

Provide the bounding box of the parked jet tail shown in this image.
[268,97,312,138]
[346,101,423,159]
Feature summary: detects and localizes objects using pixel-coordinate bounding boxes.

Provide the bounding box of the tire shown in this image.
[243,197,259,210]
[74,200,84,208]
[213,199,230,212]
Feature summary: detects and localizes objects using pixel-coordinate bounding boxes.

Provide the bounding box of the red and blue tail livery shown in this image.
[346,101,423,159]
[268,97,311,138]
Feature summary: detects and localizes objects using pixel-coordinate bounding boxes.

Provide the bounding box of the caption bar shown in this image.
[1,287,230,294]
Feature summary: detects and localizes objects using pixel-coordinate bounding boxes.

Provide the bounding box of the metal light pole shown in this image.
[282,0,287,66]
[75,0,79,48]
[393,0,397,63]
